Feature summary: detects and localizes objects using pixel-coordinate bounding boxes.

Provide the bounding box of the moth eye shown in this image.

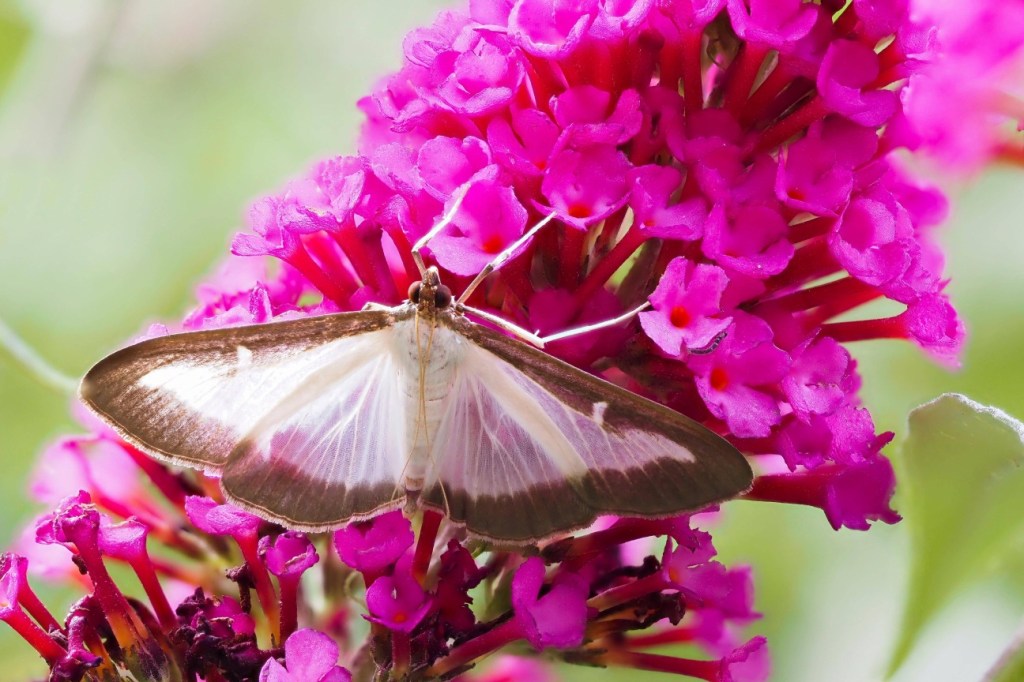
[408,282,422,303]
[434,285,453,309]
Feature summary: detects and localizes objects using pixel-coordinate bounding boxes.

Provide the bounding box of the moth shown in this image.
[80,210,752,542]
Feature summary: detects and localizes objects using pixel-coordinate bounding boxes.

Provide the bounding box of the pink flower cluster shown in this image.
[230,0,967,530]
[899,0,1024,171]
[4,466,764,680]
[6,0,1011,679]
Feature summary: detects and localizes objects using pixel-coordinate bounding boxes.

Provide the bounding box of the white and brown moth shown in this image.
[80,213,752,543]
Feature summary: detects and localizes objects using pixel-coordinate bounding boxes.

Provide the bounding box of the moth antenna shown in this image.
[456,211,558,305]
[412,187,471,277]
[0,316,77,395]
[688,331,728,355]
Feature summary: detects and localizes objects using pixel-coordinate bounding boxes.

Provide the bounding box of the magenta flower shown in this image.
[3,0,995,680]
[259,628,351,682]
[333,510,414,579]
[640,258,732,354]
[365,568,432,634]
[899,0,1024,171]
[430,173,529,275]
[511,558,589,650]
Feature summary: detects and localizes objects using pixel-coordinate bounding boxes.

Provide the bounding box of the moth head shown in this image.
[409,267,453,312]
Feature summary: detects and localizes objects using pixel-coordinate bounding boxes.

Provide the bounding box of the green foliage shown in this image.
[889,394,1024,677]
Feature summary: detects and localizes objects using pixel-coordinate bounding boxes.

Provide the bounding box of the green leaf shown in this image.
[888,394,1024,677]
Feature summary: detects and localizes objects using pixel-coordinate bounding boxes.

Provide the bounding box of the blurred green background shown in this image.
[1,1,1022,679]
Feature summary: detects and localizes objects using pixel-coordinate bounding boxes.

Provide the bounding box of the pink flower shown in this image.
[509,0,599,58]
[511,558,588,650]
[540,145,632,229]
[688,314,791,438]
[333,510,414,578]
[365,565,432,633]
[641,258,732,354]
[430,172,529,275]
[900,0,1024,170]
[260,629,351,682]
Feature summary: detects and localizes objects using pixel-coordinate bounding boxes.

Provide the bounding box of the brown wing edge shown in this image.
[221,451,408,533]
[77,309,397,474]
[420,313,754,543]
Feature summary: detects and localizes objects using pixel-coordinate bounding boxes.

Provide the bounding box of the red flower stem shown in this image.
[333,227,380,294]
[1,609,66,664]
[392,631,412,679]
[821,316,905,343]
[588,573,671,612]
[524,55,565,111]
[605,649,717,679]
[359,227,400,302]
[745,472,827,509]
[787,216,833,244]
[587,42,616,91]
[413,511,443,586]
[659,39,684,97]
[306,232,359,295]
[119,442,188,507]
[759,276,874,314]
[755,95,827,153]
[381,220,421,291]
[278,574,300,641]
[501,254,535,307]
[132,552,176,632]
[560,226,586,289]
[681,31,704,116]
[632,31,662,91]
[626,627,698,649]
[73,538,147,647]
[741,61,795,126]
[832,3,860,36]
[236,535,280,639]
[724,44,769,116]
[572,224,646,312]
[284,243,348,305]
[812,287,885,325]
[767,238,838,290]
[556,518,665,568]
[427,619,523,678]
[597,207,628,252]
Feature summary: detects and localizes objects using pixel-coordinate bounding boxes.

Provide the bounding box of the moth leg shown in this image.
[456,212,558,305]
[537,300,652,345]
[361,301,392,312]
[458,304,546,347]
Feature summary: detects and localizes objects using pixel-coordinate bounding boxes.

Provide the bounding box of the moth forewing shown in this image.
[78,309,402,482]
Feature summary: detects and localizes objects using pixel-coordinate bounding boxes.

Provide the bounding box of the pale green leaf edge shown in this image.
[887,393,1024,678]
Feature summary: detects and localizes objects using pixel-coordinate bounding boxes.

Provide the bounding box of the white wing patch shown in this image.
[138,333,385,443]
[425,342,692,499]
[235,344,407,485]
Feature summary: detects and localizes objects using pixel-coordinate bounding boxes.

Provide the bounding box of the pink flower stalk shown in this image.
[4,0,996,680]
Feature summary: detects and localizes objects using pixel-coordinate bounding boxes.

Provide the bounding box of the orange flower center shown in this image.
[710,366,729,391]
[481,234,504,254]
[669,305,691,328]
[567,203,591,219]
